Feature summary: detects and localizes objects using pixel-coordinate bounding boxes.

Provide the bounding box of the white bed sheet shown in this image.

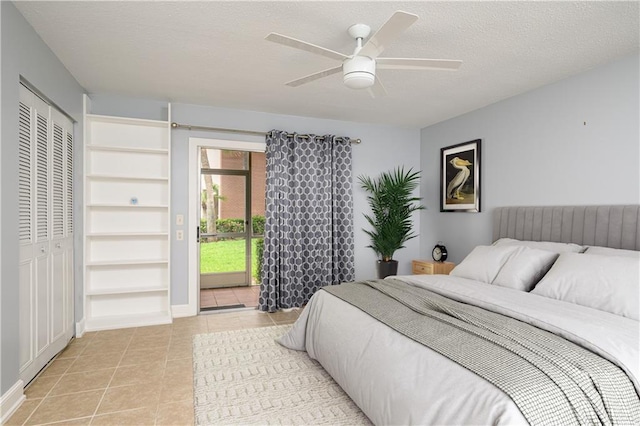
[278,274,640,425]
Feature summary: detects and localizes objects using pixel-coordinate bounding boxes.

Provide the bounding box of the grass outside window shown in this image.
[200,238,262,281]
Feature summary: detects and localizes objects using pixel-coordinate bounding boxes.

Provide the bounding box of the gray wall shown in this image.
[1,2,85,394]
[420,53,640,264]
[88,97,421,305]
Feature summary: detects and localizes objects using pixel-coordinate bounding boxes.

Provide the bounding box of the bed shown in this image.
[277,205,640,425]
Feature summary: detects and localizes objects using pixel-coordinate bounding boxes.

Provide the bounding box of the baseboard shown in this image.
[75,317,86,338]
[171,303,196,318]
[0,380,25,424]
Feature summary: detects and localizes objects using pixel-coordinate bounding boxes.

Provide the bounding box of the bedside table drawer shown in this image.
[412,260,455,275]
[412,261,434,274]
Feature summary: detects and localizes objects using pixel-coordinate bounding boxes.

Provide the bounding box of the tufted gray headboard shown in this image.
[493,205,640,250]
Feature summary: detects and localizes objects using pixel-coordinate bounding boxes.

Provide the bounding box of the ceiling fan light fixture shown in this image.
[343,56,375,89]
[344,71,375,89]
[266,11,462,95]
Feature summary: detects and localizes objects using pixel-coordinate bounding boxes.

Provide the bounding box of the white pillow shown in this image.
[493,238,584,254]
[493,246,559,291]
[531,253,640,320]
[584,246,640,258]
[450,245,519,284]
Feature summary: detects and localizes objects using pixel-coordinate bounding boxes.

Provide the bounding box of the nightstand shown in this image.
[412,260,455,275]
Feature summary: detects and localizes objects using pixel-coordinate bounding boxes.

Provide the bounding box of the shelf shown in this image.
[87,232,169,238]
[87,144,168,155]
[84,101,171,332]
[87,259,169,267]
[86,174,168,182]
[86,113,168,127]
[87,203,169,209]
[87,285,168,296]
[85,311,172,332]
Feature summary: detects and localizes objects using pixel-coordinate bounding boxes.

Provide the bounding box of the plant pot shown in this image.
[377,260,398,279]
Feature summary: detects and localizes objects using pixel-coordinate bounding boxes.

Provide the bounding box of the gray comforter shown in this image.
[278,274,640,425]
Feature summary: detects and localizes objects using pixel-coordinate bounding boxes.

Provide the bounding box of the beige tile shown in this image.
[49,368,115,396]
[127,334,171,350]
[268,310,299,324]
[92,330,133,341]
[4,398,42,425]
[120,346,168,366]
[110,362,166,387]
[172,316,207,327]
[159,381,193,403]
[134,324,172,338]
[96,383,161,414]
[162,366,193,386]
[166,344,193,361]
[156,399,194,426]
[236,315,274,326]
[81,339,129,356]
[94,328,135,340]
[42,417,92,425]
[66,352,122,374]
[171,324,208,337]
[96,334,133,344]
[90,407,156,425]
[25,390,103,425]
[68,334,96,347]
[25,375,62,399]
[40,358,75,377]
[165,357,192,370]
[168,333,197,346]
[57,344,86,359]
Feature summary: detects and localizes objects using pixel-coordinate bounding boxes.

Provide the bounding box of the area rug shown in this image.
[192,325,371,425]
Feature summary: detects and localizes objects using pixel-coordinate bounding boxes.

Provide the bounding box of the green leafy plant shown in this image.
[359,167,425,262]
[255,237,265,283]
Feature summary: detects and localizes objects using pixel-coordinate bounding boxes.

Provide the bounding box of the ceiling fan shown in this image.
[265,10,463,97]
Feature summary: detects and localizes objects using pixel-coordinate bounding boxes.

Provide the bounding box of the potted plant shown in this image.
[359,167,425,279]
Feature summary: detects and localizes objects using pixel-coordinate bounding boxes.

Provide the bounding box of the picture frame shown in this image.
[440,139,481,212]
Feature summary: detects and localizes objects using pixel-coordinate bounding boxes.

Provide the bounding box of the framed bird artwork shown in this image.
[440,139,481,212]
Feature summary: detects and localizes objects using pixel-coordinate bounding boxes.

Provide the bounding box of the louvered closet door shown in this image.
[34,99,51,358]
[50,109,73,344]
[19,84,75,384]
[65,124,74,332]
[18,90,35,373]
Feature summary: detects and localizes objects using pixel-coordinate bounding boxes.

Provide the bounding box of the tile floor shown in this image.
[7,309,301,426]
[200,285,260,310]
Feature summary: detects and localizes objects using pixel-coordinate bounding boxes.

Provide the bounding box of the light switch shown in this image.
[176,214,184,225]
[176,230,184,241]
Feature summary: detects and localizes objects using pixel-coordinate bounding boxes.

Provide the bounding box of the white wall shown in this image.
[420,53,640,263]
[88,97,422,306]
[1,1,85,396]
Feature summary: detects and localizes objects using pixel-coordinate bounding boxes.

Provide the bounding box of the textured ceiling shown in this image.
[15,1,639,128]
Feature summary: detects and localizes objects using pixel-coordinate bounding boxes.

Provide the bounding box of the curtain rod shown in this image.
[170,122,361,144]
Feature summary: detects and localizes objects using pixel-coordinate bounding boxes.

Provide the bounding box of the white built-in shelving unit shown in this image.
[83,96,171,331]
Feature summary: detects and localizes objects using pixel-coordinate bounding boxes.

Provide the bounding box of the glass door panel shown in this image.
[199,151,250,289]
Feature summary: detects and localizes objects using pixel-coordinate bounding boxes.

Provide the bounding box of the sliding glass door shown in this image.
[199,148,252,288]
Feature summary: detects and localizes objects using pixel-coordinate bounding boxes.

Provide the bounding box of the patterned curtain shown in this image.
[259,130,354,312]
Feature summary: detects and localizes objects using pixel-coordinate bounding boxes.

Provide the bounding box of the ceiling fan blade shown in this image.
[367,76,388,98]
[285,65,343,87]
[377,58,463,71]
[266,33,348,62]
[358,11,418,59]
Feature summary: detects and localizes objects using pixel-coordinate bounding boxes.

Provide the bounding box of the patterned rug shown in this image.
[192,325,370,425]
